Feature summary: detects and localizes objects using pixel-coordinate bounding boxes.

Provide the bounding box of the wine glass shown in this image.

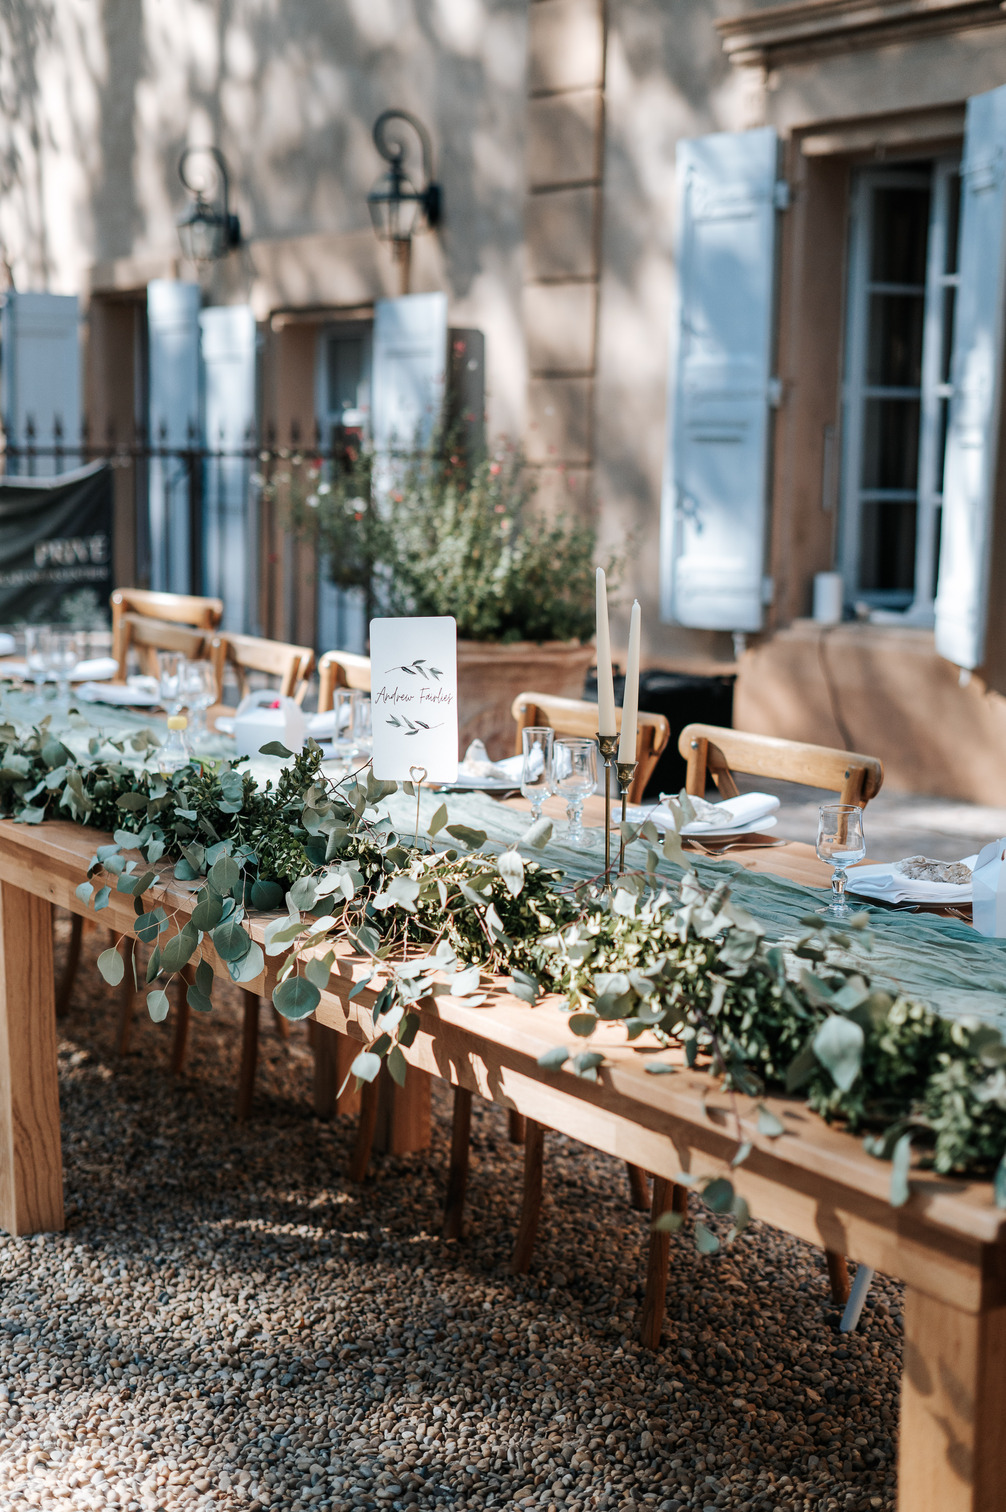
[157,651,187,716]
[521,726,554,821]
[182,659,217,740]
[330,688,356,773]
[45,630,82,706]
[24,626,50,693]
[816,803,866,919]
[550,736,597,847]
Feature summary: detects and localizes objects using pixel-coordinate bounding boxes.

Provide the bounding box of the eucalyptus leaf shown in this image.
[146,989,170,1023]
[813,1015,865,1094]
[212,919,252,963]
[694,1221,720,1255]
[97,947,124,987]
[519,817,553,850]
[272,975,322,1020]
[387,1045,408,1087]
[537,1046,568,1072]
[890,1131,913,1208]
[756,1106,786,1139]
[350,1050,382,1083]
[497,848,525,899]
[228,941,265,985]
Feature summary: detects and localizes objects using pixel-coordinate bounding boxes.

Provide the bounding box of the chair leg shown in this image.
[509,1118,545,1274]
[443,1087,473,1241]
[626,1163,650,1211]
[170,967,193,1076]
[640,1176,679,1350]
[235,991,259,1122]
[508,1110,526,1145]
[348,1074,381,1182]
[55,913,84,1019]
[826,1249,851,1305]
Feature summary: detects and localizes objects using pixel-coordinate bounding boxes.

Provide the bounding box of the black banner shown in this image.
[0,461,113,624]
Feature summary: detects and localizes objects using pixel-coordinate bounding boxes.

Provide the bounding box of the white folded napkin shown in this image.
[306,706,354,739]
[459,738,510,781]
[640,790,781,835]
[77,675,160,707]
[0,634,16,658]
[847,855,977,906]
[73,656,118,682]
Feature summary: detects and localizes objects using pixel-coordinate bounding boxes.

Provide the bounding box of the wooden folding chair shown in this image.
[111,588,223,678]
[679,724,883,809]
[512,691,670,805]
[112,615,211,683]
[210,633,315,708]
[317,650,372,705]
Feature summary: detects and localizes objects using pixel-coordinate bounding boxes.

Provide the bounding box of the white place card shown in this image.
[369,616,459,783]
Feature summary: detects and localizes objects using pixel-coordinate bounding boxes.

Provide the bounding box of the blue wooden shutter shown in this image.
[660,127,781,632]
[147,279,200,593]
[371,293,448,492]
[934,85,1006,670]
[0,292,81,476]
[200,305,258,632]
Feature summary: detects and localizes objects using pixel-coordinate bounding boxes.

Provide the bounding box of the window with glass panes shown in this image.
[839,159,960,620]
[315,320,373,654]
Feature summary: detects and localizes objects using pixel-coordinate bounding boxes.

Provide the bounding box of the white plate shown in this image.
[847,858,974,906]
[434,773,520,792]
[214,715,235,735]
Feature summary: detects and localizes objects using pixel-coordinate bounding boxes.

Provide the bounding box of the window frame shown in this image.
[838,156,960,623]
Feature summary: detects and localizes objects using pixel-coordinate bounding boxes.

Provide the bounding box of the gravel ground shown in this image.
[0,915,902,1512]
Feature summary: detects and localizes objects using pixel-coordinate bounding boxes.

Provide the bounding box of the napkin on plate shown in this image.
[306,706,354,739]
[637,791,781,835]
[846,855,977,906]
[458,739,513,781]
[77,676,160,707]
[0,634,16,658]
[74,656,118,682]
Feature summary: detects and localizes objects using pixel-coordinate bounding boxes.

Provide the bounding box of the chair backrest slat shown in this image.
[511,691,670,805]
[211,633,315,706]
[317,651,372,708]
[111,587,224,679]
[678,723,884,809]
[114,614,210,680]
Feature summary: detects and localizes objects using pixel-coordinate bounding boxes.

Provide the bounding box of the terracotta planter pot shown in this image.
[456,639,597,760]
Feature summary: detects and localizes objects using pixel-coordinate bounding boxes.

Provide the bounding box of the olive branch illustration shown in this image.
[386,715,443,737]
[384,658,443,682]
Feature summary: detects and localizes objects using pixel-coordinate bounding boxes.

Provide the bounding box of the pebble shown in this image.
[0,916,903,1510]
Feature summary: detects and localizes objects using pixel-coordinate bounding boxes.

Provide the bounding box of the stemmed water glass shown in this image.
[182,660,217,740]
[816,803,866,919]
[550,736,597,847]
[24,626,50,693]
[45,630,83,706]
[351,692,373,759]
[157,651,187,716]
[330,688,357,773]
[521,726,554,821]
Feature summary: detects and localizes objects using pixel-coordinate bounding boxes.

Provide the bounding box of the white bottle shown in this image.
[158,714,190,779]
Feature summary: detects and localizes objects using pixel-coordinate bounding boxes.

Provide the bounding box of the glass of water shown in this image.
[521,726,554,821]
[24,626,50,692]
[45,630,83,705]
[157,651,187,716]
[351,692,373,759]
[182,659,217,740]
[550,736,597,847]
[816,803,866,919]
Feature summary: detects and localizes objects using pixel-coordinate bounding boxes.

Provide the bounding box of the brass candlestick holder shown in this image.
[616,760,638,876]
[597,733,619,884]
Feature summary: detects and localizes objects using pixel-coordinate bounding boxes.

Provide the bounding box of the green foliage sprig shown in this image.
[1,716,1004,1224]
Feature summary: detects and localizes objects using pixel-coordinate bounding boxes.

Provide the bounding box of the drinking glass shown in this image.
[182,659,217,740]
[521,726,554,821]
[45,630,82,705]
[816,803,866,919]
[24,626,50,692]
[330,688,357,772]
[157,651,187,716]
[351,692,373,758]
[550,736,597,847]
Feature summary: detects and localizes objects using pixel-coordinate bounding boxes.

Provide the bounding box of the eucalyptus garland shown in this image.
[1,714,1005,1231]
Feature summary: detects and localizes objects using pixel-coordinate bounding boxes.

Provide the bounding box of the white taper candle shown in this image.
[595,567,616,737]
[617,600,641,765]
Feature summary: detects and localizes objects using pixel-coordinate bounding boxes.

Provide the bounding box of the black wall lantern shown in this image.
[177,146,241,266]
[367,110,441,292]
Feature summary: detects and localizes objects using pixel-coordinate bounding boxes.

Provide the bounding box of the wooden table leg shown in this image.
[509,1118,545,1274]
[626,1163,650,1211]
[826,1248,851,1305]
[170,967,193,1076]
[235,992,259,1122]
[55,912,83,1019]
[443,1086,473,1241]
[372,1067,432,1156]
[0,883,63,1235]
[640,1176,675,1349]
[349,1074,381,1183]
[898,1289,1006,1511]
[309,1022,361,1120]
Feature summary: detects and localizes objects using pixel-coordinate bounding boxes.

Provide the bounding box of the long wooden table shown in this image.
[1,816,1005,1511]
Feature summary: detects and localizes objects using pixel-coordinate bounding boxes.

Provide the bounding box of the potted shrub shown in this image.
[290,432,622,756]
